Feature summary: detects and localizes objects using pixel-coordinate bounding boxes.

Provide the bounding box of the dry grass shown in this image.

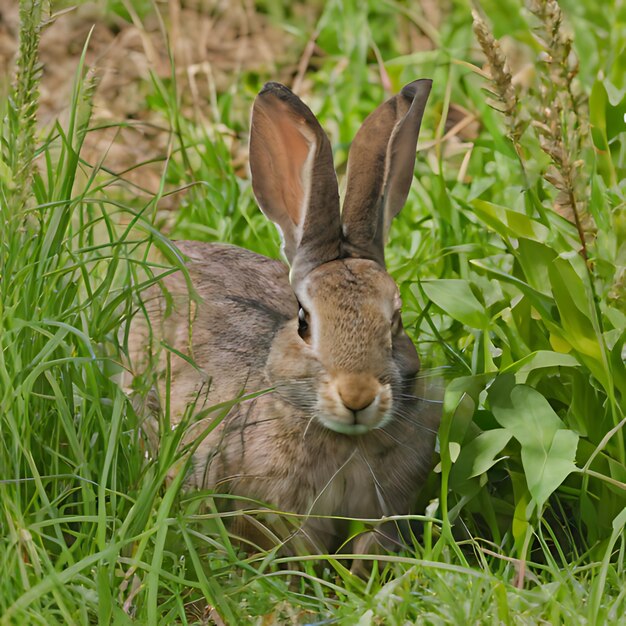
[472,0,593,258]
[1,0,303,210]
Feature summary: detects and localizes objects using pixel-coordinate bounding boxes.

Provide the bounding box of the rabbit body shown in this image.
[128,80,438,553]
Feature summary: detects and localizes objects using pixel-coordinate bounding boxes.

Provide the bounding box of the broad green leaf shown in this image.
[550,333,573,354]
[421,279,489,329]
[450,428,512,487]
[502,350,580,384]
[470,258,554,319]
[489,375,579,509]
[589,173,611,231]
[467,429,512,477]
[551,256,593,319]
[441,374,492,448]
[548,258,608,387]
[449,441,461,463]
[516,239,556,296]
[589,79,617,186]
[522,429,580,509]
[472,199,550,242]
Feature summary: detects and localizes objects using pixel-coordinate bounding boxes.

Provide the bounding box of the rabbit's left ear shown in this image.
[341,79,432,266]
[249,83,342,276]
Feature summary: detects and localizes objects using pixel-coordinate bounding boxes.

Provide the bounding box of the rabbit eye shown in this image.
[391,310,402,335]
[298,306,310,339]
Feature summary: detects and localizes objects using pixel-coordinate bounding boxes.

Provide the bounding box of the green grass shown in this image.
[1,0,625,623]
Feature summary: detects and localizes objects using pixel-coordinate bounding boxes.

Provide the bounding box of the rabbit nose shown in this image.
[336,373,380,412]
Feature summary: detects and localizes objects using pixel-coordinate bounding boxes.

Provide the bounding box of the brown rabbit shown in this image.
[127,79,439,557]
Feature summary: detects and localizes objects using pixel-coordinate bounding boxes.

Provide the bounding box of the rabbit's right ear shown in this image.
[249,83,341,276]
[341,79,432,266]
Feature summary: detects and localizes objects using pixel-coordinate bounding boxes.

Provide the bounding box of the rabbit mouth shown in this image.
[317,417,374,436]
[315,383,393,436]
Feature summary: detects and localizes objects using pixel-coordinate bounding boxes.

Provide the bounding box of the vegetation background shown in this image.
[0,0,624,623]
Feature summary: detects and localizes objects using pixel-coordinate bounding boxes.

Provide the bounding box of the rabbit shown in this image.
[126,79,439,557]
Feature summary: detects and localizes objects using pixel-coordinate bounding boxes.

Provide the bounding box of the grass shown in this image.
[1,0,625,623]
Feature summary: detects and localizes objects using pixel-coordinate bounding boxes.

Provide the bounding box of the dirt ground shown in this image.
[1,0,311,207]
[1,1,469,210]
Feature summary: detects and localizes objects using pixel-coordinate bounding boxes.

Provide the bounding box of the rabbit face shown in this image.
[266,257,420,436]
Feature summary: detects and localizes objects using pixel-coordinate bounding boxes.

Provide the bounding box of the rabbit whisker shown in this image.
[386,419,438,437]
[386,408,440,436]
[394,392,444,405]
[371,427,421,454]
[302,413,318,441]
[402,367,450,379]
[306,447,358,517]
[357,442,391,516]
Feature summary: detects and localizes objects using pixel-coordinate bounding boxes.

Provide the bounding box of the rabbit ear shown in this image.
[341,79,432,266]
[249,83,341,274]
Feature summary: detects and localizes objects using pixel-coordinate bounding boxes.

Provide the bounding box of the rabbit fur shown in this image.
[127,79,439,555]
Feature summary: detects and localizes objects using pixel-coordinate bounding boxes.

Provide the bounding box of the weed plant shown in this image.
[1,0,624,624]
